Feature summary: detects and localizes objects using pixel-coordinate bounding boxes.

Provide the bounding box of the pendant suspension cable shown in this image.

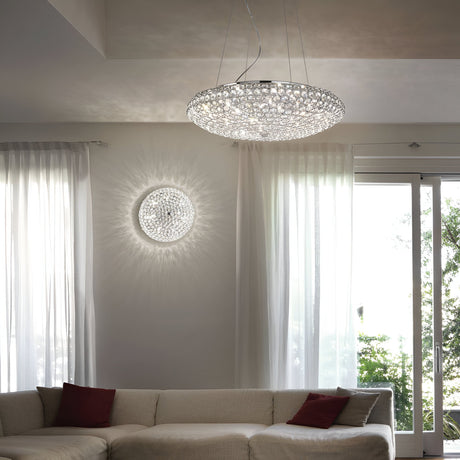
[283,0,292,82]
[216,0,236,86]
[235,0,262,83]
[243,11,252,81]
[295,0,310,85]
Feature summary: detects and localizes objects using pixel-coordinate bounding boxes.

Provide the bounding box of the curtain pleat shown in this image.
[0,142,96,391]
[236,142,355,389]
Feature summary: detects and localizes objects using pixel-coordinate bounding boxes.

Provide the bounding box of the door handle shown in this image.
[435,342,442,374]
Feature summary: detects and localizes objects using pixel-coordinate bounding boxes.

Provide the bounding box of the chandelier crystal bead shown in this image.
[138,187,195,242]
[187,80,345,142]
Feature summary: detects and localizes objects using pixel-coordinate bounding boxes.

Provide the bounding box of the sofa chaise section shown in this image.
[0,435,107,460]
[0,389,160,460]
[249,388,394,460]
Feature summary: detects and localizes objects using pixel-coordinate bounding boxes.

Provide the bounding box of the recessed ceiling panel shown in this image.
[106,0,460,60]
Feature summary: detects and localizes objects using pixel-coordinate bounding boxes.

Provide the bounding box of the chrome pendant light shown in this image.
[186,0,345,142]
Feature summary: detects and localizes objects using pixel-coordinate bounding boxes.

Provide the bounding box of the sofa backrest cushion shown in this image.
[37,387,160,427]
[274,388,394,433]
[110,389,160,426]
[37,387,62,426]
[0,391,44,436]
[156,389,273,425]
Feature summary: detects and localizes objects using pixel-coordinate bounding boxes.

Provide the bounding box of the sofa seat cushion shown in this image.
[111,423,268,460]
[0,435,106,460]
[249,423,394,460]
[23,424,147,443]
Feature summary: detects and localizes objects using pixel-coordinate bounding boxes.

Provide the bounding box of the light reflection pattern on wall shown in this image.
[92,144,234,274]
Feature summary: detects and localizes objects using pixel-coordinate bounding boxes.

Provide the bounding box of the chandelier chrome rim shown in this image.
[186,80,345,142]
[138,187,195,243]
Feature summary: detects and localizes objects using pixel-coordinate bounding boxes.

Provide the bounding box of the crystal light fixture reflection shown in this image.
[187,80,345,142]
[186,0,345,142]
[138,187,195,242]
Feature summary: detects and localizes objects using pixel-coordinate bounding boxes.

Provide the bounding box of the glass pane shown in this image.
[420,185,434,432]
[353,183,414,432]
[441,181,460,453]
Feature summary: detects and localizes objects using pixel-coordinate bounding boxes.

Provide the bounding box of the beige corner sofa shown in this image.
[0,388,394,460]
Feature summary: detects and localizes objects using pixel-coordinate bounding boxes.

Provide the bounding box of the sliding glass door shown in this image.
[353,174,441,457]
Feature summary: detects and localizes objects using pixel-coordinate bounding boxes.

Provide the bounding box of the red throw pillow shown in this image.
[287,392,350,429]
[54,382,116,428]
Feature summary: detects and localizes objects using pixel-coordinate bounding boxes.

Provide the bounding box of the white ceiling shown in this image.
[1,0,460,124]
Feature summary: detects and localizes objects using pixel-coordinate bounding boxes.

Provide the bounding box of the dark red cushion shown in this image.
[287,392,350,429]
[54,383,116,428]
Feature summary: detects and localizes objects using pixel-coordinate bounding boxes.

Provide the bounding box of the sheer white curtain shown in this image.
[236,142,356,389]
[0,142,96,392]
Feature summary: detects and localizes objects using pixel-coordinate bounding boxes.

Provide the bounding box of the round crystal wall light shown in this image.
[186,80,345,142]
[138,187,195,242]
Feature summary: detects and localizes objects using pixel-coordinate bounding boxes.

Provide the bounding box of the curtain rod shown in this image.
[0,140,108,148]
[352,141,460,147]
[232,141,460,148]
[0,140,107,145]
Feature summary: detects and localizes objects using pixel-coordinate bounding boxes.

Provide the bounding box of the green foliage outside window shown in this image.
[357,333,413,431]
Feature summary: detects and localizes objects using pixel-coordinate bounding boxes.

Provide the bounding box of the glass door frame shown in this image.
[355,173,424,457]
[421,176,443,456]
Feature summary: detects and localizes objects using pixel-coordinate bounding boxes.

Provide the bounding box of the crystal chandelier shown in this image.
[186,0,345,142]
[138,187,195,242]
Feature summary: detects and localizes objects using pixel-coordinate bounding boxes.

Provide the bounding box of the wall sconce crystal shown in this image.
[138,187,195,242]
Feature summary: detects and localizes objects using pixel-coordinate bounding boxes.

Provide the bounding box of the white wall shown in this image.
[0,123,238,389]
[89,124,238,389]
[1,122,460,389]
